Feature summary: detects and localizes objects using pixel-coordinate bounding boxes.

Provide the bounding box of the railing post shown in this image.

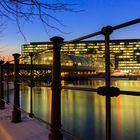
[6,61,10,104]
[48,36,64,140]
[12,53,21,123]
[0,60,5,109]
[29,52,34,118]
[102,26,113,140]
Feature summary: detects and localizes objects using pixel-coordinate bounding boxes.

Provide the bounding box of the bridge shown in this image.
[3,63,96,81]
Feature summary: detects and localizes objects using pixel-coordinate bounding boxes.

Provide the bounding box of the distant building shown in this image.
[22,39,140,74]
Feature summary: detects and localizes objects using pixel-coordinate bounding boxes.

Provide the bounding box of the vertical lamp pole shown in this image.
[6,61,10,104]
[0,60,5,109]
[29,52,34,117]
[12,53,21,123]
[102,26,113,140]
[48,36,64,140]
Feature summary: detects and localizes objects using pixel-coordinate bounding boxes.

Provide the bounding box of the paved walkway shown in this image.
[0,105,49,140]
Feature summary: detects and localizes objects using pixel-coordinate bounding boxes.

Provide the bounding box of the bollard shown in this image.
[48,36,64,140]
[6,61,10,104]
[102,26,113,140]
[12,53,21,123]
[28,52,34,118]
[0,60,5,109]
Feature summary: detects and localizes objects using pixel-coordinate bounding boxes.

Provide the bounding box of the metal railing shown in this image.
[0,18,140,140]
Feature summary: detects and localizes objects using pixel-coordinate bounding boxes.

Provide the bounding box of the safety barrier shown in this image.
[0,18,140,140]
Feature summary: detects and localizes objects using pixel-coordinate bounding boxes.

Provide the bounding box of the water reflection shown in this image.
[61,90,105,140]
[6,80,140,140]
[111,95,140,140]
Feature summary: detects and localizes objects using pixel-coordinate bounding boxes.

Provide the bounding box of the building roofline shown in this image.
[22,38,140,46]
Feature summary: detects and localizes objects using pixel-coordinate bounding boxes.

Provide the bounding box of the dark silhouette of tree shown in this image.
[0,0,76,39]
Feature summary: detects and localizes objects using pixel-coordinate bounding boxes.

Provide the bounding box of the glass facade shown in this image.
[21,42,93,67]
[22,39,140,74]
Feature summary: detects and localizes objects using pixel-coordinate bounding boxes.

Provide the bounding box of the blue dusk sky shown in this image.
[0,0,140,60]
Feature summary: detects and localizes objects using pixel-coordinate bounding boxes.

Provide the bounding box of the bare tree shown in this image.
[0,0,76,39]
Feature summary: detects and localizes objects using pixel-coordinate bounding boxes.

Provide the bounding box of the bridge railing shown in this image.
[0,18,140,140]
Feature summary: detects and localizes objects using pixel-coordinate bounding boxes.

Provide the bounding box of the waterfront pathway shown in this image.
[0,104,49,140]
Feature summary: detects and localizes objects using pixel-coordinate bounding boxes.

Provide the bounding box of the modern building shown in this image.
[22,39,140,75]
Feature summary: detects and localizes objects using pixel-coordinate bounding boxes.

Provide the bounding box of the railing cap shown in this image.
[50,36,64,45]
[101,26,113,35]
[0,60,4,65]
[12,53,21,58]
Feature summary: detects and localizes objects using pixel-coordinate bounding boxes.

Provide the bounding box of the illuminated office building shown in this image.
[22,39,140,74]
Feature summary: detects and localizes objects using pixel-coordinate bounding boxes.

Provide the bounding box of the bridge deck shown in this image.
[0,104,49,140]
[6,64,95,72]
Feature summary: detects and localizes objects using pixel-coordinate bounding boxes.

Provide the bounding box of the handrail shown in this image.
[63,18,140,44]
[112,18,140,31]
[62,85,97,92]
[60,128,81,140]
[64,30,102,44]
[62,85,140,96]
[119,90,140,96]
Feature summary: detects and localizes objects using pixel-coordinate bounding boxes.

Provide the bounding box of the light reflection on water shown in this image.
[7,80,140,140]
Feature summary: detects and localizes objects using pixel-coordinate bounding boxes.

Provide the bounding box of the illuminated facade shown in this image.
[22,39,140,74]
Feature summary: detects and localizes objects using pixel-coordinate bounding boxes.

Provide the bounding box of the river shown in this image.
[6,80,140,140]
